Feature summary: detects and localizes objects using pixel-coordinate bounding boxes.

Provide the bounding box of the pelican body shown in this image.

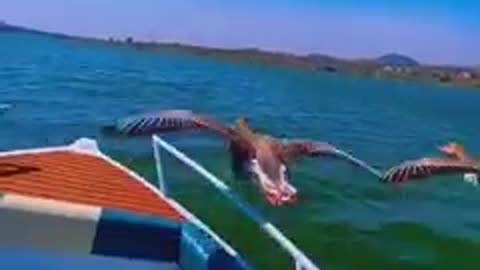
[101,109,380,206]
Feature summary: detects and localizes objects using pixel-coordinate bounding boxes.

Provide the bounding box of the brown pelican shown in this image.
[101,109,381,206]
[380,142,479,185]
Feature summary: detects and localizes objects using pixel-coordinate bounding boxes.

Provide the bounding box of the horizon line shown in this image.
[2,20,478,69]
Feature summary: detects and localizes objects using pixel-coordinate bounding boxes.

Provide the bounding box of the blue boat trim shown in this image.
[90,207,252,270]
[92,209,182,263]
[180,222,253,270]
[208,248,251,270]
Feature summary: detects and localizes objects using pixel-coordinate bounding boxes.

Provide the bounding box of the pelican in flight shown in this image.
[101,109,380,206]
[380,142,479,185]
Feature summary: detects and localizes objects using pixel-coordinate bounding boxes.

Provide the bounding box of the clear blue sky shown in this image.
[1,0,479,66]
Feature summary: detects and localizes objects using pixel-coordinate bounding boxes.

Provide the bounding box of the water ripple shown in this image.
[2,33,480,270]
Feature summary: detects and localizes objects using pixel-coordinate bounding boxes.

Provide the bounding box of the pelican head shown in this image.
[438,142,466,160]
[236,116,250,127]
[249,155,297,206]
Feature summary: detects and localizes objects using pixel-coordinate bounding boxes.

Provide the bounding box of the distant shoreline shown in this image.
[2,22,479,89]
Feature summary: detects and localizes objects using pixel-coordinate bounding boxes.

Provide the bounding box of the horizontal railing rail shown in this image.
[152,135,320,270]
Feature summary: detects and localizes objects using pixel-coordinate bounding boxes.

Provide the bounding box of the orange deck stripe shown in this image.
[0,151,185,221]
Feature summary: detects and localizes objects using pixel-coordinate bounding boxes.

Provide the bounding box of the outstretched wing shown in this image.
[382,158,480,183]
[279,141,339,159]
[277,140,382,178]
[100,109,232,137]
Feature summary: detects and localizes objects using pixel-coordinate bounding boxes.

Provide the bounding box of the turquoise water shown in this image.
[1,32,480,270]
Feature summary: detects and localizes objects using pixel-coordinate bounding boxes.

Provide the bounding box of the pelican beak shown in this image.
[250,159,298,206]
[438,144,450,153]
[263,184,297,206]
[274,179,297,204]
[438,144,457,158]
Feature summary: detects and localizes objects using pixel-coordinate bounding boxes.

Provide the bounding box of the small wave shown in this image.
[0,103,12,112]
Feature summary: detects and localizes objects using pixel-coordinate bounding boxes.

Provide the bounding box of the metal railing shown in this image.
[152,135,320,270]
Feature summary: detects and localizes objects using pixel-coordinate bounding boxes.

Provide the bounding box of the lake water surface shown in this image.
[1,32,480,270]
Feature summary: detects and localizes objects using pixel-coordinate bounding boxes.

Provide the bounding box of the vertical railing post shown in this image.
[152,135,167,196]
